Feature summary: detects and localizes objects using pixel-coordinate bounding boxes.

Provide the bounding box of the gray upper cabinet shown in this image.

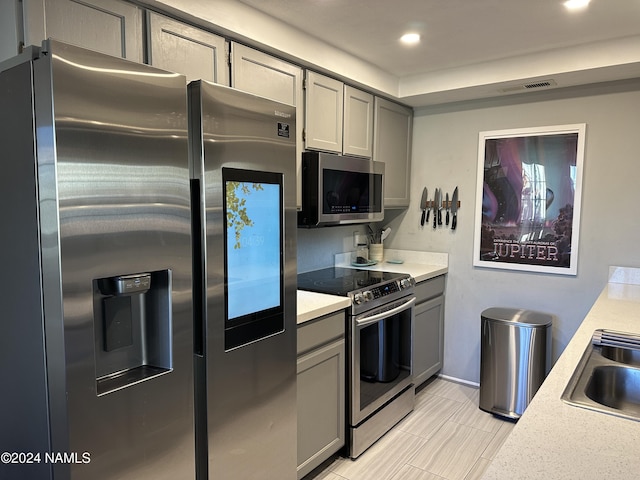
[146,12,229,85]
[374,97,413,208]
[43,0,143,62]
[231,43,303,108]
[304,71,344,154]
[0,2,21,61]
[343,85,374,158]
[231,43,304,208]
[305,71,373,158]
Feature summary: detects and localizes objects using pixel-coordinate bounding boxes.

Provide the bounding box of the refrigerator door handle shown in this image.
[191,179,205,357]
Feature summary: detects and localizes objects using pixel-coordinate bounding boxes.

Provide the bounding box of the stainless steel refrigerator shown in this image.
[0,40,195,479]
[188,81,297,480]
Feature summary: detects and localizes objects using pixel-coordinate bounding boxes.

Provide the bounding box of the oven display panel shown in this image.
[372,282,399,299]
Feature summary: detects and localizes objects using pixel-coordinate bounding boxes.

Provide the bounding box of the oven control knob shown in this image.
[363,291,374,302]
[354,292,365,304]
[400,278,412,289]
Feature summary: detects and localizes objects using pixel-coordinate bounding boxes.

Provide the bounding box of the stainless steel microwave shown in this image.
[298,151,384,227]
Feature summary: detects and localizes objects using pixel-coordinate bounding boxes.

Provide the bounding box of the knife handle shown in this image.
[446,210,450,225]
[433,209,437,228]
[438,209,442,226]
[426,209,430,223]
[420,210,425,226]
[452,214,457,230]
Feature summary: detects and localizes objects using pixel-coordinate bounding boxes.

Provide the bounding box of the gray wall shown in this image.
[385,79,640,383]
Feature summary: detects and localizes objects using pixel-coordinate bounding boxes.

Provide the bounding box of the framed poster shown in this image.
[473,124,586,275]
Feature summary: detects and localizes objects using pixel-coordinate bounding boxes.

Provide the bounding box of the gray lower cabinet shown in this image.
[297,311,345,479]
[413,275,445,387]
[146,11,229,84]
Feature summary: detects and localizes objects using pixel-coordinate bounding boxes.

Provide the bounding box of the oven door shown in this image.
[351,295,415,426]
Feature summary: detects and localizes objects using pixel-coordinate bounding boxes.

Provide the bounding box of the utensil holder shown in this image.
[370,243,383,262]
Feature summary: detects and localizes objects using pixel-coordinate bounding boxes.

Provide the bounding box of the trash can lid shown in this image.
[481,307,553,327]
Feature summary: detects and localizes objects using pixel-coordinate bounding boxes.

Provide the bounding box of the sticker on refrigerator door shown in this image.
[277,122,290,138]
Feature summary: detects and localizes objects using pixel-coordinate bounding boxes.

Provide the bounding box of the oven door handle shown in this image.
[355,296,416,328]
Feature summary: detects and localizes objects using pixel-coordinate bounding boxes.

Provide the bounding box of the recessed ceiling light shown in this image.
[400,33,421,45]
[564,0,590,10]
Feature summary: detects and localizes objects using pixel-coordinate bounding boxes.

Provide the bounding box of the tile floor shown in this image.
[307,377,515,480]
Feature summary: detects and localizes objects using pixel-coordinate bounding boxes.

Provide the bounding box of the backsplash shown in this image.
[296,225,367,273]
[296,214,414,273]
[334,249,449,267]
[609,266,640,285]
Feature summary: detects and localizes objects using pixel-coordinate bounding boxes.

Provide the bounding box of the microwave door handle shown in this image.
[355,297,416,328]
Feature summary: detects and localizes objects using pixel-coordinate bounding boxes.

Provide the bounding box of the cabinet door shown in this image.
[304,71,343,154]
[44,0,143,62]
[297,339,345,479]
[413,295,444,388]
[343,85,373,158]
[0,2,21,62]
[231,43,303,209]
[146,12,229,85]
[373,97,413,208]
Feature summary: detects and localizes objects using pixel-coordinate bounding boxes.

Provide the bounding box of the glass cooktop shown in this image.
[297,267,408,296]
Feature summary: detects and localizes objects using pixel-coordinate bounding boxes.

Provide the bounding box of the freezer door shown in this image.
[0,58,53,480]
[37,41,194,479]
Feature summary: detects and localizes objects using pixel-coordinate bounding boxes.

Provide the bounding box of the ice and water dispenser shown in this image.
[93,270,172,395]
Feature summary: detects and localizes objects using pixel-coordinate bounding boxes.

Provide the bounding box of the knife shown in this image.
[445,192,450,226]
[433,189,439,228]
[437,188,443,226]
[420,187,428,226]
[451,186,459,230]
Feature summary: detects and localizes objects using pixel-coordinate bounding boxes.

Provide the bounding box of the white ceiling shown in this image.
[234,0,640,106]
[153,0,640,106]
[238,0,640,77]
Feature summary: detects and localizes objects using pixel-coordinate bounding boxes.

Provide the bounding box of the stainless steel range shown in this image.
[298,267,416,458]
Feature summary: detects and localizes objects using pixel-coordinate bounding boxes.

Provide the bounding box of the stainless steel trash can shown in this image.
[479,307,552,419]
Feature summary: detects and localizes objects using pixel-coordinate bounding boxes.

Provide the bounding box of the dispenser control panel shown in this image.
[99,273,151,296]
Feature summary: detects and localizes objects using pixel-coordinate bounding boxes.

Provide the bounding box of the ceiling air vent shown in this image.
[499,79,557,93]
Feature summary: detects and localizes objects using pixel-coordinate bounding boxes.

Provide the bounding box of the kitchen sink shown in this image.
[562,329,640,421]
[600,345,640,366]
[585,366,640,414]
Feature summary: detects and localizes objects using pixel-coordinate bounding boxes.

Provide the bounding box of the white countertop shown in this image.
[483,267,640,479]
[297,250,448,325]
[297,290,351,325]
